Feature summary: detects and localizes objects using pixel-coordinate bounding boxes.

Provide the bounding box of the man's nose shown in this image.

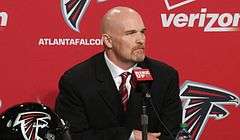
[136,32,145,45]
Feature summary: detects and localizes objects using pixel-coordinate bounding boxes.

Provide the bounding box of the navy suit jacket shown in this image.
[55,52,182,140]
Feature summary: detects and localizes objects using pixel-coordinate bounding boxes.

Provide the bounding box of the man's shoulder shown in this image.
[144,57,178,76]
[61,52,103,79]
[145,57,177,72]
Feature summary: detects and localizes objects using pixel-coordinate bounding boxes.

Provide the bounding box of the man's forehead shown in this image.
[121,18,145,30]
[109,17,144,32]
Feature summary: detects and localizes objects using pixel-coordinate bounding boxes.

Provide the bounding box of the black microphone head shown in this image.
[136,83,150,97]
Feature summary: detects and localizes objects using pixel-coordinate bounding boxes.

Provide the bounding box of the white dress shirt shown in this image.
[104,52,136,96]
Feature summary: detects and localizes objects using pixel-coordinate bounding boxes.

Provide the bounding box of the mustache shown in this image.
[132,45,145,50]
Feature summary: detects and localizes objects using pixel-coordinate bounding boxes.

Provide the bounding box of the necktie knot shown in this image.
[120,72,131,83]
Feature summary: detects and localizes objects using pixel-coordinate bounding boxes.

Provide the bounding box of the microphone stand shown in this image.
[142,92,175,140]
[141,92,151,140]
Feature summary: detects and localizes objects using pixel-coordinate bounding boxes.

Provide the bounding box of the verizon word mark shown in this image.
[161,8,240,32]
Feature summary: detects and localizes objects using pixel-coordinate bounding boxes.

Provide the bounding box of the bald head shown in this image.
[101,6,144,35]
[101,7,146,70]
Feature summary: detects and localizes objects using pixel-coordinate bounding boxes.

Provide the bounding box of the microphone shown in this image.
[132,68,153,82]
[132,67,176,140]
[132,68,153,97]
[132,67,153,140]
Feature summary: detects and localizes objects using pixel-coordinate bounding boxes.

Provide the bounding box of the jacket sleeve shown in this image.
[55,74,131,140]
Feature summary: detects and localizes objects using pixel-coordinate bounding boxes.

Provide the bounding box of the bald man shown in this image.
[55,7,182,140]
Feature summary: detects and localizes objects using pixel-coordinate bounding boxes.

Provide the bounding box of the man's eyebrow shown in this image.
[124,30,137,34]
[124,28,146,34]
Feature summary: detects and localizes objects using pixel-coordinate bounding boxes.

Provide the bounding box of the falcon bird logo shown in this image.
[61,0,91,32]
[180,81,239,140]
[13,112,51,140]
[61,0,109,32]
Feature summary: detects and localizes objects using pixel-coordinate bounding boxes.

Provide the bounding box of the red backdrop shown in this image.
[1,0,239,139]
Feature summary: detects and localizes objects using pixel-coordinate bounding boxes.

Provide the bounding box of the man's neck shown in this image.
[105,51,135,70]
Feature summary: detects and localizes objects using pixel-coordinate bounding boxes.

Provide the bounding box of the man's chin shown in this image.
[134,55,145,62]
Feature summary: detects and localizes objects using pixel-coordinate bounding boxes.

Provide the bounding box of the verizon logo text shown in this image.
[161,8,240,32]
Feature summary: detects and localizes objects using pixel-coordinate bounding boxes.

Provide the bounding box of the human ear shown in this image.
[102,34,113,49]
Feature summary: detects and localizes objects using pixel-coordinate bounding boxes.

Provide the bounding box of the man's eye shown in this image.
[141,30,146,34]
[125,31,136,35]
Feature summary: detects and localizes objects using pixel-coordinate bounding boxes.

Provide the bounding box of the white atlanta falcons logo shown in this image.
[13,112,51,140]
[180,81,239,140]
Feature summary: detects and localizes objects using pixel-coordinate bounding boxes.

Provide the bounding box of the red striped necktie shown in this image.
[119,72,131,111]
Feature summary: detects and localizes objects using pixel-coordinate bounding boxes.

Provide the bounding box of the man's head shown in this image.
[101,6,146,70]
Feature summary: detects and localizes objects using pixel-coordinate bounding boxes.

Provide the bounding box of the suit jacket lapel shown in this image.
[94,53,122,118]
[124,85,142,129]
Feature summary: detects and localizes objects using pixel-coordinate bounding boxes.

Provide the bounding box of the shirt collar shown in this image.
[104,52,136,78]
